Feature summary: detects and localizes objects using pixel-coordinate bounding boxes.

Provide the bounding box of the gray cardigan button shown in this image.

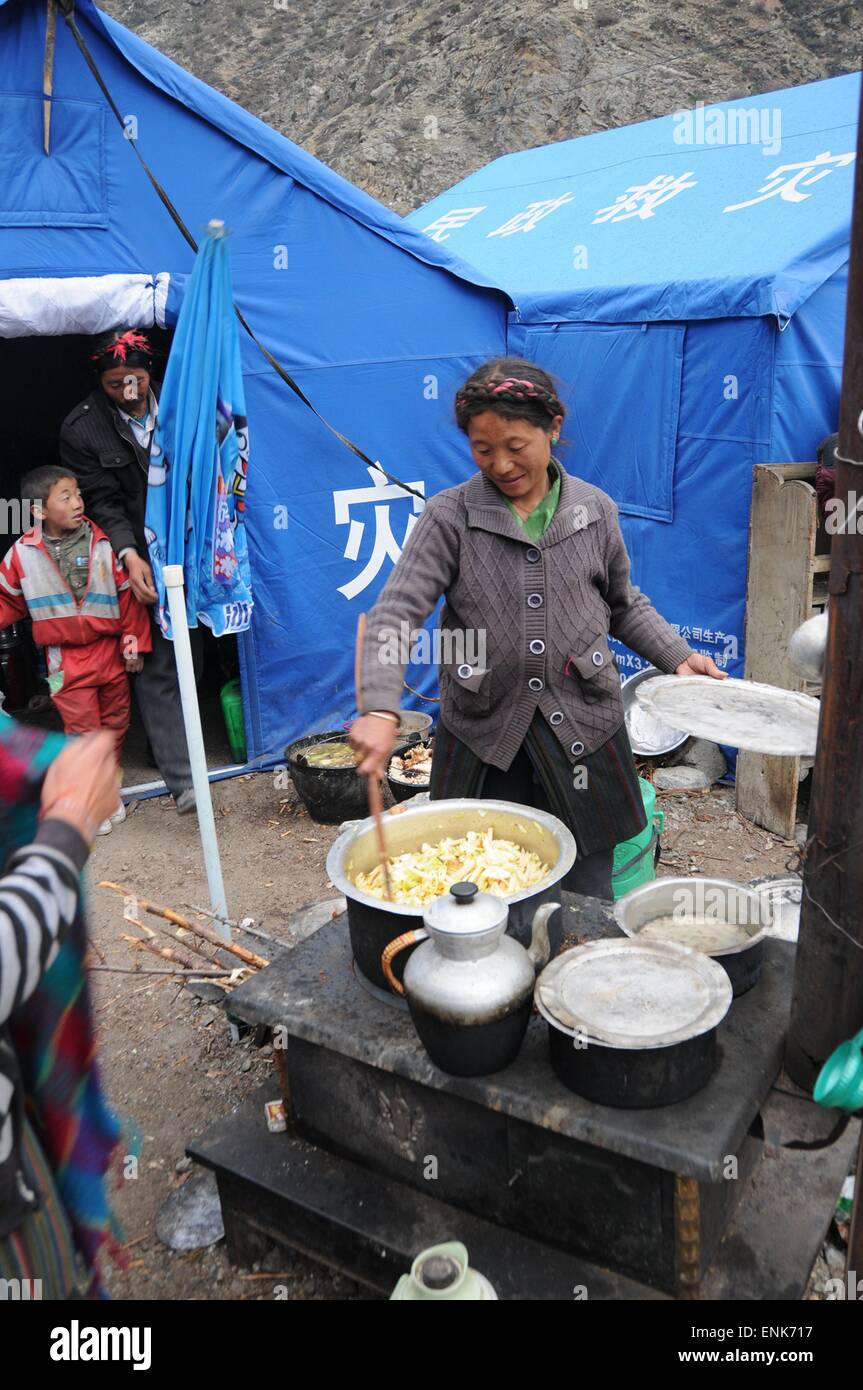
[571,740,585,755]
[527,593,543,608]
[592,651,604,667]
[525,548,540,563]
[528,678,544,692]
[457,663,473,679]
[529,640,545,655]
[549,711,564,726]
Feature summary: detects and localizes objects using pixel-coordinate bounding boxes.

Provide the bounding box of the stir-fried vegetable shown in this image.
[355,827,549,907]
[389,741,433,784]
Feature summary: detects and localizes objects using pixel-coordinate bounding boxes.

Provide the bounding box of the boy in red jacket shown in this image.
[0,465,152,833]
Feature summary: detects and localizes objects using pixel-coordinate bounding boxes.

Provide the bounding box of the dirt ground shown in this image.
[90,766,356,1301]
[80,752,830,1302]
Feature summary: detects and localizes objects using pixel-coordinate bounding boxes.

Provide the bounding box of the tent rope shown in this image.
[57,1,426,504]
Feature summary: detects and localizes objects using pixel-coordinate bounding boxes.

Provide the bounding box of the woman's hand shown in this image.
[349,714,398,779]
[675,652,728,680]
[39,732,120,841]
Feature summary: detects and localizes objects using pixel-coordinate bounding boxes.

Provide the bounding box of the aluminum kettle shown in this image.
[381,881,558,1076]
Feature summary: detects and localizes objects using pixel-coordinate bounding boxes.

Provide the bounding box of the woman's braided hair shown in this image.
[454,357,564,434]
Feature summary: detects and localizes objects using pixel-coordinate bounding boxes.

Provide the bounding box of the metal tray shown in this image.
[634,675,820,756]
[536,938,733,1050]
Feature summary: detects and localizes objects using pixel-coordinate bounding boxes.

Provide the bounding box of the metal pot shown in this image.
[788,611,828,682]
[387,737,434,803]
[286,731,412,824]
[535,938,733,1108]
[381,882,558,1076]
[621,666,691,760]
[326,798,576,990]
[396,711,434,744]
[612,877,772,997]
[748,875,802,943]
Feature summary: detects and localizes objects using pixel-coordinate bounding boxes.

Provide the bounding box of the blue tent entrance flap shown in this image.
[411,74,859,326]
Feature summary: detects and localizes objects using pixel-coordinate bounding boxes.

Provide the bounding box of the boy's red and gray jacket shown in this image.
[0,519,152,686]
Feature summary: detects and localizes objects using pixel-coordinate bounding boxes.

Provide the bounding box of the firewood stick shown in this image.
[125,912,225,969]
[120,941,236,990]
[121,932,201,972]
[125,916,155,937]
[182,904,283,949]
[100,882,268,969]
[89,965,226,977]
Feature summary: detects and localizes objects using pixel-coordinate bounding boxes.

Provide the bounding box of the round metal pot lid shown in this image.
[423,882,508,936]
[535,938,733,1049]
[634,676,820,757]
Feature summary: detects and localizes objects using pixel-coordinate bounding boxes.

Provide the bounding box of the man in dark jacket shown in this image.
[59,329,196,812]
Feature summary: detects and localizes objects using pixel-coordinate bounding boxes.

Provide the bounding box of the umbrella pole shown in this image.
[162,564,231,939]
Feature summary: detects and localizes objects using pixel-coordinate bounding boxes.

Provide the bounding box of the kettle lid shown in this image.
[423,881,507,935]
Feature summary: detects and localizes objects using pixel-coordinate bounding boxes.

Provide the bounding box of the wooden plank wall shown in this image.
[735,464,822,838]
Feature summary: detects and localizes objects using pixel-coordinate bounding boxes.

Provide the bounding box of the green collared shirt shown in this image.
[501,460,561,539]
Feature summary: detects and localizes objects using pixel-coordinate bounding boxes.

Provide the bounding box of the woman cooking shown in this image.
[350,358,726,900]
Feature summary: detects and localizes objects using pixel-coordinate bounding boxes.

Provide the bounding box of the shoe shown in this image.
[175,788,197,815]
[110,802,127,826]
[96,817,113,836]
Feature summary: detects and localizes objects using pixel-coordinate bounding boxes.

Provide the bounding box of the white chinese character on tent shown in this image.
[421,207,487,242]
[487,193,575,238]
[593,172,697,223]
[334,467,426,601]
[724,151,855,212]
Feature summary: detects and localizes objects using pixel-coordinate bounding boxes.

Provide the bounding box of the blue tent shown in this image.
[0,0,509,762]
[410,75,858,679]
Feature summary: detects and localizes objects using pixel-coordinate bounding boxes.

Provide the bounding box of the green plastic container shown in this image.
[612,777,665,901]
[220,677,247,764]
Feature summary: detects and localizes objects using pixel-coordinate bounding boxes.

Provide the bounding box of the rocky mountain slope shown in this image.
[98,0,860,213]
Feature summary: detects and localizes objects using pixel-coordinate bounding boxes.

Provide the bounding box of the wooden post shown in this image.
[785,86,863,1089]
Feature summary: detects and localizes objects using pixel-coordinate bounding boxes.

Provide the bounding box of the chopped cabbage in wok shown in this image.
[354,828,549,907]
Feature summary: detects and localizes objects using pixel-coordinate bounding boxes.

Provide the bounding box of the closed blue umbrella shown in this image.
[144,218,253,929]
[146,219,252,638]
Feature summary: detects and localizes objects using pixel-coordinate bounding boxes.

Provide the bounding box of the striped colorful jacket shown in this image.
[0,817,89,1239]
[0,519,151,691]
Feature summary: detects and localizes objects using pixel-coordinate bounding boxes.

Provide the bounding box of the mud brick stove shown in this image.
[188,889,857,1300]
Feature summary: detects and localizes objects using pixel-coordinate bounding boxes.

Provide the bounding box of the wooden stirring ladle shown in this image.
[354,613,393,901]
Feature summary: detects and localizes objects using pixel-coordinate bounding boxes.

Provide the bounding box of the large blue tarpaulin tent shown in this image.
[410,74,858,680]
[0,0,509,762]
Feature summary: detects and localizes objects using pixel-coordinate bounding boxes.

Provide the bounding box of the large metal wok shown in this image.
[326,798,576,990]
